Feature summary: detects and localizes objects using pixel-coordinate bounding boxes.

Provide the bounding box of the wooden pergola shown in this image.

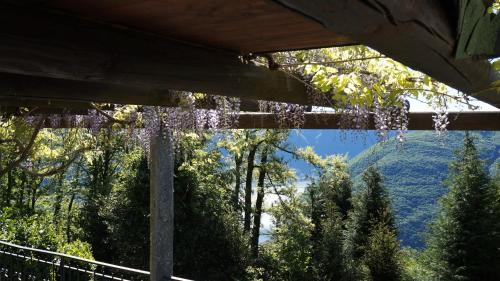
[0,1,499,280]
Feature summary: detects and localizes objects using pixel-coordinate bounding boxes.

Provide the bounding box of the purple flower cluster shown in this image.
[258,100,306,128]
[373,95,409,143]
[138,92,241,154]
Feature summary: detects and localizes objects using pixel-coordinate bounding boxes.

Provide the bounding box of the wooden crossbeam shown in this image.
[274,0,500,107]
[7,111,498,131]
[237,112,500,130]
[0,73,261,111]
[0,3,309,105]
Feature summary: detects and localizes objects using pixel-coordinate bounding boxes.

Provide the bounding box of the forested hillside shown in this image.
[349,131,500,248]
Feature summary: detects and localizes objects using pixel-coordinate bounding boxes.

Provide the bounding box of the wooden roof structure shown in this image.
[0,0,499,130]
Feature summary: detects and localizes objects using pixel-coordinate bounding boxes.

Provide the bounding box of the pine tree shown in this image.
[344,166,401,281]
[426,134,500,280]
[346,167,395,260]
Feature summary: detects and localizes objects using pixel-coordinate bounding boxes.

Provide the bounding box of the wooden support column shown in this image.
[149,127,174,281]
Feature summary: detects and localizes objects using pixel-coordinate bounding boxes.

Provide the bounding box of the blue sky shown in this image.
[280,129,379,178]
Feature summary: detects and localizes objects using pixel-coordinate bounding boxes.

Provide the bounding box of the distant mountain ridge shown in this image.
[349,131,499,248]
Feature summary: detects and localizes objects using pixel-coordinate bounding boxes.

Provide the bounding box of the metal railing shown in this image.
[0,240,192,281]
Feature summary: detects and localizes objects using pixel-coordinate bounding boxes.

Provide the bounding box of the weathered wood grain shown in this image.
[46,0,356,53]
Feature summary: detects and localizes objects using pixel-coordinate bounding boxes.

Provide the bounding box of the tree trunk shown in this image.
[244,145,258,232]
[30,179,42,210]
[66,192,76,242]
[150,127,174,281]
[4,169,13,207]
[232,154,243,210]
[251,149,268,259]
[53,174,64,223]
[102,130,113,194]
[17,172,26,208]
[66,162,81,242]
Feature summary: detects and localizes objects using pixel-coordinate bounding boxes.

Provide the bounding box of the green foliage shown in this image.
[79,130,125,261]
[316,216,345,280]
[173,133,249,281]
[488,0,500,14]
[255,153,355,281]
[364,223,402,281]
[0,207,93,259]
[1,124,499,281]
[260,192,314,281]
[278,46,453,109]
[346,167,395,259]
[308,155,353,279]
[350,131,500,248]
[424,135,500,280]
[344,167,401,281]
[105,154,150,269]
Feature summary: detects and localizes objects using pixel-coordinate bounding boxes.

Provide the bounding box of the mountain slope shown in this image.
[349,131,499,248]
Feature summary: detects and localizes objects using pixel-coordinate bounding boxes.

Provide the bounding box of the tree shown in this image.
[107,154,150,270]
[425,135,500,280]
[364,222,402,281]
[344,166,401,281]
[317,216,345,281]
[251,147,269,259]
[220,129,292,262]
[173,133,249,281]
[260,186,314,281]
[316,158,353,280]
[80,129,122,262]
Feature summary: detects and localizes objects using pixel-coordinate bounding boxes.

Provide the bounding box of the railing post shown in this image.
[149,126,174,281]
[59,258,65,281]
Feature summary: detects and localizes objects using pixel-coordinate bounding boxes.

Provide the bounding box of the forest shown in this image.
[0,123,499,281]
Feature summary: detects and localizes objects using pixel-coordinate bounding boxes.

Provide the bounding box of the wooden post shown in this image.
[150,127,174,281]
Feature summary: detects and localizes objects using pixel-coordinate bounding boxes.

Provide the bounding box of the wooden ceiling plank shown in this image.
[45,0,356,53]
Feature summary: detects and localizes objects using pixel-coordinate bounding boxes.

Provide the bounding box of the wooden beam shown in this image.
[0,73,261,111]
[237,112,500,130]
[16,111,500,131]
[0,106,88,115]
[0,73,178,106]
[274,0,500,107]
[0,3,309,104]
[149,127,174,281]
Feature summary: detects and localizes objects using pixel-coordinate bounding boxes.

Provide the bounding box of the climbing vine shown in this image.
[271,46,475,139]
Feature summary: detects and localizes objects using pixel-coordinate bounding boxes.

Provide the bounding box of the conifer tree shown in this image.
[426,135,500,280]
[344,166,401,281]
